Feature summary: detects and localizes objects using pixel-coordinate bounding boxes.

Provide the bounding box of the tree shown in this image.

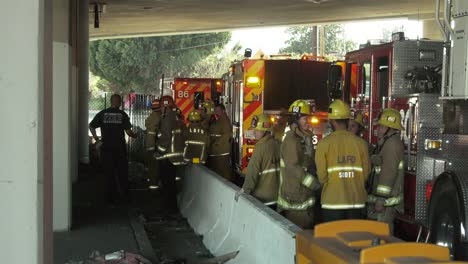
[280,25,356,57]
[89,32,231,93]
[192,42,243,78]
[280,27,314,55]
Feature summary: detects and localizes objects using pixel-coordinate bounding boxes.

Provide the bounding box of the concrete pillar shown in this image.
[78,0,89,164]
[423,19,443,40]
[53,0,71,231]
[70,0,79,183]
[0,0,53,263]
[311,26,318,56]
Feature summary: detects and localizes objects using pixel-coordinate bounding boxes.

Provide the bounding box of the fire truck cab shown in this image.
[330,1,468,257]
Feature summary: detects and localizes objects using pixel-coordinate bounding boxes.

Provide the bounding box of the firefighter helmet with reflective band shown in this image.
[160,95,175,109]
[188,110,202,122]
[378,108,404,130]
[202,100,215,115]
[328,99,351,119]
[151,99,161,110]
[251,114,272,132]
[352,112,365,127]
[289,100,312,116]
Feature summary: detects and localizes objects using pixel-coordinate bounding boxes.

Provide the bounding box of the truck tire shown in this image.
[429,180,468,260]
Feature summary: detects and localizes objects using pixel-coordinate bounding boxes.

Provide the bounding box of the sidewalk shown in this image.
[54,164,142,264]
[54,205,140,264]
[53,163,212,264]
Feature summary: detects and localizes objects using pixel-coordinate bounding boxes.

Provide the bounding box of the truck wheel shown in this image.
[429,184,467,260]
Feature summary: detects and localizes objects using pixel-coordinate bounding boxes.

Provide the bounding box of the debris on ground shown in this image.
[197,251,239,264]
[65,250,152,264]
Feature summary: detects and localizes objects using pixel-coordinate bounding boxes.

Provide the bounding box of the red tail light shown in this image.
[426,181,433,202]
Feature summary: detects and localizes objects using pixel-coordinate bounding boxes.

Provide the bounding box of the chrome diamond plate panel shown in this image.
[410,94,443,224]
[392,41,444,96]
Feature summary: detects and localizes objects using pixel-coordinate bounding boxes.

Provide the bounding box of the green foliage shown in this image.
[280,27,314,55]
[324,24,356,55]
[89,32,231,93]
[192,42,243,78]
[280,25,356,57]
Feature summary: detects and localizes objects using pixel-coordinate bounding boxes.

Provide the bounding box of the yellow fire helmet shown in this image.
[328,99,351,120]
[289,99,312,116]
[202,100,215,115]
[251,114,273,132]
[378,108,404,130]
[188,110,202,122]
[352,112,365,128]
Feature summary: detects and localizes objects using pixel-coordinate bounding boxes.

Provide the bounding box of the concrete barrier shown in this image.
[178,165,301,264]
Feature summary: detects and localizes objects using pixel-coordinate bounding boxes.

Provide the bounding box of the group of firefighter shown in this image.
[241,99,404,232]
[144,95,233,211]
[143,93,404,231]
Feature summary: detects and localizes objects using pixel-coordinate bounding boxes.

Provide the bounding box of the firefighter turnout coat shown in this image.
[145,111,161,151]
[208,115,232,157]
[242,135,281,203]
[368,132,404,211]
[206,115,233,179]
[183,122,210,164]
[278,124,320,210]
[155,110,186,166]
[315,129,370,209]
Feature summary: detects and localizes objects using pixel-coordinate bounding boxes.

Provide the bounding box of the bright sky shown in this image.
[226,18,423,55]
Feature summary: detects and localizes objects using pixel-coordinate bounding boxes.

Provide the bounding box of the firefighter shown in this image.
[368,108,404,233]
[349,112,365,137]
[183,110,210,164]
[206,103,233,181]
[242,114,280,204]
[89,94,138,204]
[201,100,215,130]
[154,95,185,211]
[272,108,289,141]
[315,99,370,222]
[144,99,161,187]
[278,100,320,229]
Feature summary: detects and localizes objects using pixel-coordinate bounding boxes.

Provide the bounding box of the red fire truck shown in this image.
[222,57,331,174]
[172,78,223,123]
[329,1,468,256]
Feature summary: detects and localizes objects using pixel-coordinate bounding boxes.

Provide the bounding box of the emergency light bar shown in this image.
[246,76,261,88]
[310,116,320,124]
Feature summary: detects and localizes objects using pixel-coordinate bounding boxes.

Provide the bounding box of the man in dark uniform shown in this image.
[89,94,138,204]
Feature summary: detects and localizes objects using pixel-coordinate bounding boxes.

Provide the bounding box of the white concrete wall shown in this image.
[53,0,71,231]
[0,0,52,263]
[179,165,301,264]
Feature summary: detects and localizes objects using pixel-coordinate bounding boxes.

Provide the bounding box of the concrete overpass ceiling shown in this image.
[90,0,435,39]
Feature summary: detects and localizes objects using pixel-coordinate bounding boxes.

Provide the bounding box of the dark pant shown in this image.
[322,208,364,223]
[207,155,233,181]
[101,148,129,203]
[283,209,315,229]
[160,159,177,210]
[146,151,160,186]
